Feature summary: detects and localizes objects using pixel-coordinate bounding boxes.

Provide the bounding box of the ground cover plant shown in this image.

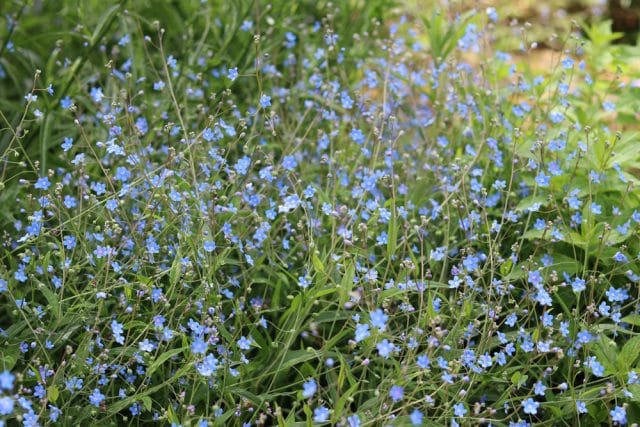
[2,0,640,425]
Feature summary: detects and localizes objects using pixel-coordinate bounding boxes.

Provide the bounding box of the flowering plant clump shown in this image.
[2,1,640,426]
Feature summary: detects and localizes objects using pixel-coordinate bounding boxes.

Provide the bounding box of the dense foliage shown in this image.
[2,1,640,426]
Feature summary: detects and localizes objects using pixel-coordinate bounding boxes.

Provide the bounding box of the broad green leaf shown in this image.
[619,336,640,370]
[146,347,186,377]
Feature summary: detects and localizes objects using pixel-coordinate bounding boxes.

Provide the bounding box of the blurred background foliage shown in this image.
[0,0,638,208]
[0,0,393,227]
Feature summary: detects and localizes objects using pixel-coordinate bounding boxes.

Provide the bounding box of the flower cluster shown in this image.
[1,3,640,426]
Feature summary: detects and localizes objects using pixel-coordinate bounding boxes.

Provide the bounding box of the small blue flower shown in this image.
[369,309,388,331]
[576,401,588,414]
[197,354,219,377]
[302,379,317,398]
[606,287,629,303]
[298,276,311,288]
[237,336,252,350]
[313,406,329,423]
[376,339,395,359]
[417,354,430,369]
[347,414,360,427]
[571,277,586,292]
[535,173,550,187]
[486,7,498,22]
[0,396,13,415]
[228,67,238,81]
[610,406,626,424]
[355,323,370,342]
[410,409,423,425]
[60,96,73,109]
[453,403,467,417]
[191,338,208,355]
[522,398,539,415]
[614,252,628,263]
[111,320,125,344]
[61,137,74,151]
[562,57,574,69]
[34,176,51,190]
[0,371,15,390]
[585,356,605,377]
[259,94,271,108]
[282,155,297,171]
[89,389,105,407]
[389,385,404,402]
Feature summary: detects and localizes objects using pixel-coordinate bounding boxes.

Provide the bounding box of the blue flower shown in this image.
[350,128,365,144]
[585,356,605,377]
[139,339,156,352]
[34,176,51,190]
[614,252,628,263]
[610,406,626,424]
[197,354,219,377]
[562,57,574,69]
[571,277,586,292]
[453,403,467,417]
[0,396,13,415]
[369,309,388,331]
[60,96,73,110]
[606,287,629,303]
[111,320,125,344]
[486,7,498,22]
[237,336,252,350]
[533,381,546,396]
[522,398,539,415]
[259,94,271,108]
[389,385,404,402]
[347,414,360,427]
[282,155,297,171]
[313,406,329,423]
[302,379,317,398]
[0,371,14,390]
[298,276,311,288]
[355,323,370,342]
[534,173,550,187]
[417,354,430,369]
[89,389,105,407]
[576,401,588,414]
[228,67,238,81]
[410,409,423,425]
[376,339,395,359]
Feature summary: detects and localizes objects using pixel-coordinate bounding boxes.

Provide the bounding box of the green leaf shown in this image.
[500,259,513,276]
[592,337,618,374]
[146,347,186,377]
[387,203,397,259]
[90,4,122,46]
[622,314,640,327]
[278,350,321,372]
[39,285,61,322]
[141,396,153,412]
[169,252,182,287]
[0,344,20,371]
[620,336,640,369]
[312,253,324,274]
[339,262,355,306]
[47,385,59,403]
[511,371,528,388]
